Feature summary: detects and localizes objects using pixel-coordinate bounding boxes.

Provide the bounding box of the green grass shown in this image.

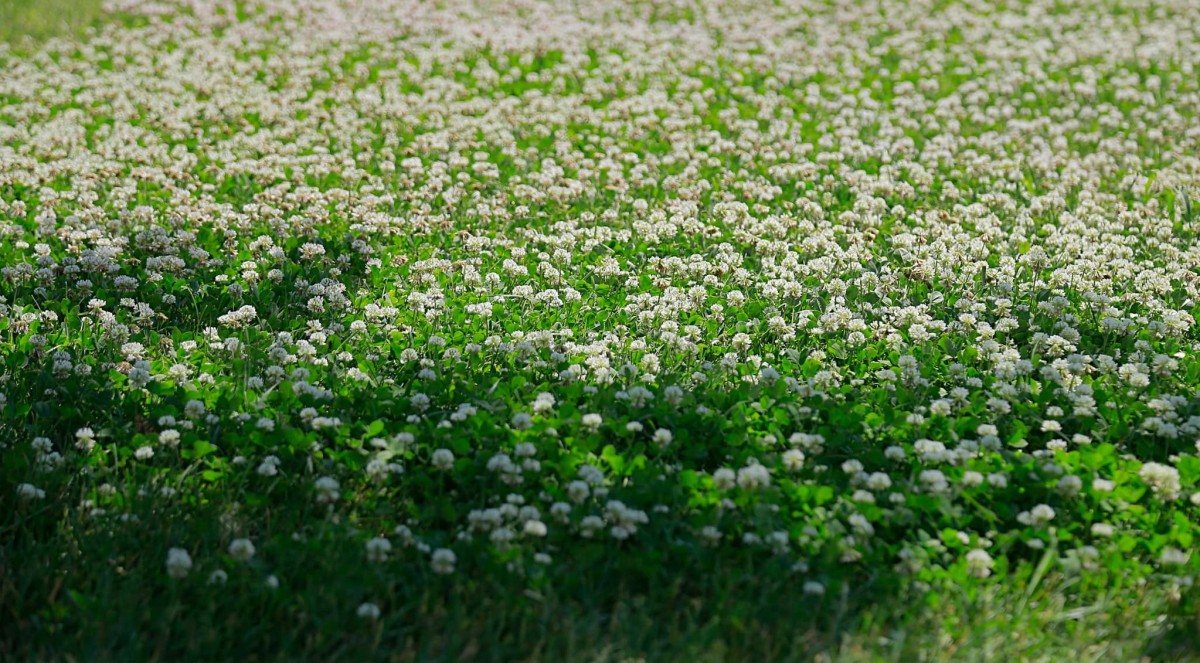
[0,0,104,44]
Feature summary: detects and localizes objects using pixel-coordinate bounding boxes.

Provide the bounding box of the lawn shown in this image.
[2,0,1200,661]
[0,0,103,44]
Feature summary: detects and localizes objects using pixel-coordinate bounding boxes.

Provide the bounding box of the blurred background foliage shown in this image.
[0,0,105,44]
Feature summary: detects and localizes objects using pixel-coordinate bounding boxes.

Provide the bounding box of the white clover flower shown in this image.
[581,413,603,432]
[166,548,193,579]
[514,443,537,458]
[653,428,673,447]
[434,550,456,574]
[366,537,392,562]
[184,400,206,419]
[257,456,280,477]
[1161,548,1190,566]
[866,472,892,491]
[531,392,556,414]
[782,449,805,472]
[712,468,736,490]
[75,427,96,453]
[409,393,431,412]
[1057,475,1083,497]
[217,305,258,329]
[579,516,604,538]
[736,461,771,490]
[228,538,256,561]
[511,412,533,430]
[567,480,591,503]
[1139,462,1181,500]
[314,476,341,504]
[976,424,998,437]
[357,602,382,620]
[549,502,572,523]
[1019,504,1056,527]
[431,448,455,470]
[965,548,994,578]
[17,483,46,500]
[848,514,874,537]
[919,470,949,494]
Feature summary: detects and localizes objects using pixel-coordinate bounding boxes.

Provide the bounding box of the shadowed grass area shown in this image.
[3,474,1199,662]
[0,0,105,43]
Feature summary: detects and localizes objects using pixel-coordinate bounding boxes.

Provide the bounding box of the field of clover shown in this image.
[3,0,1200,660]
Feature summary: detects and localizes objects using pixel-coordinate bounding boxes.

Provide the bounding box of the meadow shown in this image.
[2,0,1200,660]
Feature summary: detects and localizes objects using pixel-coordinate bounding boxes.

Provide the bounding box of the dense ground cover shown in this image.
[3,0,1200,660]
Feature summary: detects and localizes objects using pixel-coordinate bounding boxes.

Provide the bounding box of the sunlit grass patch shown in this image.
[0,0,104,44]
